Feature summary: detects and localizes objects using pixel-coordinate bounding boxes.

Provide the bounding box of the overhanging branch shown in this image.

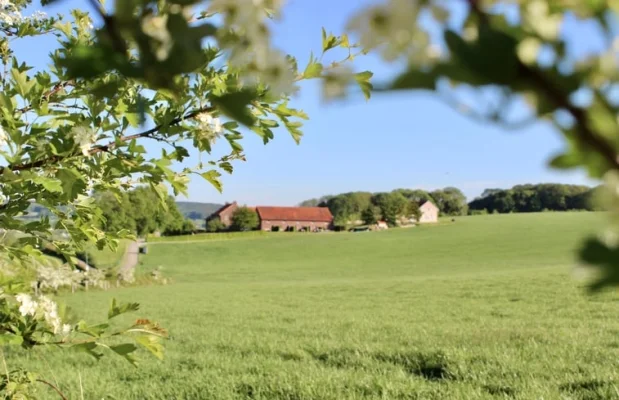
[466,0,619,170]
[0,105,214,175]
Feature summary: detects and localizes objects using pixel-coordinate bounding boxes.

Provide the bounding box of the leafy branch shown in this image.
[0,105,215,175]
[466,0,619,171]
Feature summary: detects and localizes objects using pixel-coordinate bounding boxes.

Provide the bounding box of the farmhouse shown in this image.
[256,206,333,232]
[205,202,238,228]
[415,201,439,223]
[206,202,334,231]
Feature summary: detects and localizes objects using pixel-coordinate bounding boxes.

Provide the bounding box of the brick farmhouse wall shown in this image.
[260,220,331,231]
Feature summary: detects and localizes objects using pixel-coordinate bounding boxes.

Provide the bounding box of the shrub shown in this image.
[469,209,488,216]
[230,207,260,232]
[206,218,227,233]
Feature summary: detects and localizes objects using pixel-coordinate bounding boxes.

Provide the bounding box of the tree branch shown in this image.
[466,0,619,170]
[36,379,68,400]
[16,80,75,114]
[0,106,213,175]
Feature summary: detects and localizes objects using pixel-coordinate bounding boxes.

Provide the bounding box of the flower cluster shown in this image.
[195,112,224,145]
[0,125,8,147]
[0,0,22,25]
[36,264,82,292]
[209,0,296,96]
[69,126,96,156]
[15,293,71,335]
[0,1,46,25]
[347,0,438,65]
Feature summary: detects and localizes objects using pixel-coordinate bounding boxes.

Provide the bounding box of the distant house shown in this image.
[256,206,333,232]
[205,202,238,228]
[415,201,439,224]
[376,220,389,230]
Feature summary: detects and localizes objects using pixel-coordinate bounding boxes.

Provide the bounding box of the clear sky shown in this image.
[20,0,598,206]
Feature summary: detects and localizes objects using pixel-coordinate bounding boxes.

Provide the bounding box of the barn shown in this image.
[205,202,238,228]
[256,206,333,232]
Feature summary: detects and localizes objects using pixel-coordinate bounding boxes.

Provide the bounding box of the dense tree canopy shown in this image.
[230,206,260,231]
[94,187,194,236]
[302,188,440,227]
[303,183,602,226]
[469,184,601,213]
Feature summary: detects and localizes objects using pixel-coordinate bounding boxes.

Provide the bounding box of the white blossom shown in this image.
[141,14,173,61]
[322,66,354,100]
[61,324,72,335]
[38,295,62,334]
[16,293,72,335]
[196,112,224,145]
[210,0,295,94]
[347,0,422,61]
[0,126,7,147]
[69,126,96,156]
[16,293,37,317]
[31,11,46,21]
[0,0,22,25]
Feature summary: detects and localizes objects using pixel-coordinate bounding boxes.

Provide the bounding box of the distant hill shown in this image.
[176,202,223,221]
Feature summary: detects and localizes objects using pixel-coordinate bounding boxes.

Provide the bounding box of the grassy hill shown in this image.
[10,212,619,399]
[176,201,222,222]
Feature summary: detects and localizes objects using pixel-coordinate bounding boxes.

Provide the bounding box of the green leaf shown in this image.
[578,236,619,291]
[200,170,222,193]
[56,169,86,201]
[304,61,323,79]
[444,28,520,85]
[321,28,339,53]
[72,342,103,361]
[124,113,140,128]
[53,20,73,37]
[0,333,23,345]
[108,298,140,320]
[76,321,109,338]
[11,69,36,98]
[110,343,138,366]
[110,344,137,356]
[548,152,582,170]
[211,91,256,127]
[261,119,279,128]
[136,335,164,360]
[354,71,373,82]
[354,71,373,101]
[388,69,436,91]
[33,176,63,193]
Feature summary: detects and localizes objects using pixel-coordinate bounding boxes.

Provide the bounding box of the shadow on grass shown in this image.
[373,350,454,381]
[559,380,618,400]
[303,347,454,381]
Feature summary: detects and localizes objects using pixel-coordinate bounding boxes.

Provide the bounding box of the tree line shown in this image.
[300,187,468,227]
[301,183,599,226]
[468,184,601,214]
[94,187,196,237]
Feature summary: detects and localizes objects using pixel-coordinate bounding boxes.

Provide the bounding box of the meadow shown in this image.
[8,212,619,399]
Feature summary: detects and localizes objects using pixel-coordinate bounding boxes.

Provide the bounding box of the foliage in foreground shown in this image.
[0,0,371,396]
[343,0,619,289]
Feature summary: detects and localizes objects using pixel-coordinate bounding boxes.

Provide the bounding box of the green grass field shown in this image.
[8,212,619,399]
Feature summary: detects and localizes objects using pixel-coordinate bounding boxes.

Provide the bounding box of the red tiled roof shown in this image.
[256,206,333,222]
[210,202,237,217]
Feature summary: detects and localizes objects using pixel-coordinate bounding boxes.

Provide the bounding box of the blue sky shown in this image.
[21,0,598,206]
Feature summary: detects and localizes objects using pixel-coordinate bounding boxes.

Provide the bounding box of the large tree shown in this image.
[230,207,260,231]
[0,0,371,396]
[372,192,408,226]
[430,187,468,216]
